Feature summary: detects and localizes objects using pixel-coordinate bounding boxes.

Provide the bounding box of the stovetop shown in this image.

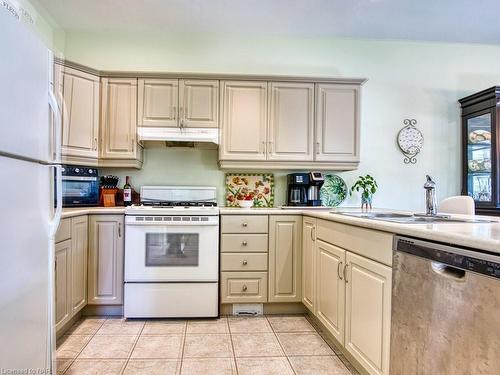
[127,186,219,216]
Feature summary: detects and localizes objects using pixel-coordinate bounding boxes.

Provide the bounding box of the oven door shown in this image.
[125,217,219,282]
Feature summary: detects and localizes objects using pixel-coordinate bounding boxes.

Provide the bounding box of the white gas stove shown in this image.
[124,186,219,318]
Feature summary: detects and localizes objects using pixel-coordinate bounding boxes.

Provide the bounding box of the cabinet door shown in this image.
[57,66,100,161]
[345,251,392,375]
[268,215,302,302]
[316,240,346,345]
[71,216,88,314]
[88,215,124,305]
[138,79,179,127]
[302,217,316,312]
[55,239,71,332]
[268,82,314,161]
[220,81,267,160]
[315,84,360,163]
[101,78,138,159]
[179,80,219,128]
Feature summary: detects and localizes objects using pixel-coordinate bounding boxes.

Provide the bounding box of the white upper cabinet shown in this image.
[138,79,179,127]
[100,78,139,160]
[138,79,219,129]
[315,84,360,163]
[220,81,268,161]
[268,82,314,161]
[55,65,100,163]
[179,80,219,128]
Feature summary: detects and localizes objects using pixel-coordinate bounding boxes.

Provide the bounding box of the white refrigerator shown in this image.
[0,6,62,374]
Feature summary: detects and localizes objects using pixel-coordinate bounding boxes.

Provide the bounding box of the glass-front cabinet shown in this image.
[459,87,499,215]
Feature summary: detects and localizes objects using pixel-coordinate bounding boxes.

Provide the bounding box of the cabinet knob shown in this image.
[242,222,248,227]
[242,285,248,292]
[242,241,248,246]
[242,260,248,265]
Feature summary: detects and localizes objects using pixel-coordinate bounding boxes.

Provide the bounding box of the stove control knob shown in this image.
[88,169,93,174]
[75,168,80,173]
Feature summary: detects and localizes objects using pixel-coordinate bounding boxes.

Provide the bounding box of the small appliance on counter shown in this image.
[287,172,325,206]
[61,165,99,207]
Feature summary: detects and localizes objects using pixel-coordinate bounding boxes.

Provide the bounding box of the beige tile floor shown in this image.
[56,315,358,375]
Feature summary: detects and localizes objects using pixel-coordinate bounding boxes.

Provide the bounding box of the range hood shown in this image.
[138,127,219,144]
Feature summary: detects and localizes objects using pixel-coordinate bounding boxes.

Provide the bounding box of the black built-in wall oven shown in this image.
[60,165,99,207]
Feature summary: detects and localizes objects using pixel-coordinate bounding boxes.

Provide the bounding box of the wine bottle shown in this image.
[123,176,132,206]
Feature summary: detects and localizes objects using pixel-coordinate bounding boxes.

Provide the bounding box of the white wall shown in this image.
[65,31,500,209]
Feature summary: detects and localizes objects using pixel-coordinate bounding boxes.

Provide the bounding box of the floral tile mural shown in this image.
[225,173,275,207]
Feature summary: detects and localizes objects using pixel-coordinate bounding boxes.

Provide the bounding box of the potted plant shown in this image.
[350,175,378,209]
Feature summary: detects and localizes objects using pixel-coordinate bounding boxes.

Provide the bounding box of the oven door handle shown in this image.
[125,221,219,226]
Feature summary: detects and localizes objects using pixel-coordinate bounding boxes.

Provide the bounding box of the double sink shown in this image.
[334,211,495,224]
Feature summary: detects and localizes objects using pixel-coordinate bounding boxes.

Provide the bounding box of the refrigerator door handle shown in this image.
[48,89,62,164]
[49,165,63,238]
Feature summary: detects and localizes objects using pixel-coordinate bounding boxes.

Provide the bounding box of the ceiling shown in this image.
[35,0,500,45]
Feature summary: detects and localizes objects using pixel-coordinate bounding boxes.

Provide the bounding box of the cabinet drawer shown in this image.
[221,272,268,303]
[221,215,268,233]
[316,219,393,266]
[55,218,71,243]
[221,253,268,271]
[221,234,268,253]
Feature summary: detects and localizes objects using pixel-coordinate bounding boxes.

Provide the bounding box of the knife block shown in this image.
[101,188,118,207]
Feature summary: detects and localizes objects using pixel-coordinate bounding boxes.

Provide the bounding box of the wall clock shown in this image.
[397,119,423,164]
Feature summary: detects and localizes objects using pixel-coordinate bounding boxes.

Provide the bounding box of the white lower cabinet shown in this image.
[54,216,89,332]
[345,251,392,375]
[268,215,302,302]
[55,239,72,332]
[305,219,392,375]
[88,215,124,305]
[70,216,88,314]
[316,240,345,345]
[302,217,316,312]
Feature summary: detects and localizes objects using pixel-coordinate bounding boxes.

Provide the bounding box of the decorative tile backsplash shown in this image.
[225,173,275,207]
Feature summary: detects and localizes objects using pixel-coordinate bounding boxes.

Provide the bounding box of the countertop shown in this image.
[62,206,500,254]
[62,207,126,218]
[221,207,500,254]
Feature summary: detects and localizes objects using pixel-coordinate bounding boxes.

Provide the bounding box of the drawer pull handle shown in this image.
[242,241,248,246]
[242,222,248,227]
[242,260,248,265]
[242,285,248,292]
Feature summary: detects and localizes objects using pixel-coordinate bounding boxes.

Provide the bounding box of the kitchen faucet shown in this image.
[424,175,437,216]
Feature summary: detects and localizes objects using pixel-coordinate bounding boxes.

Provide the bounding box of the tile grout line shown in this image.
[60,316,108,374]
[303,314,358,374]
[119,319,146,375]
[177,321,188,375]
[265,315,298,375]
[227,316,239,375]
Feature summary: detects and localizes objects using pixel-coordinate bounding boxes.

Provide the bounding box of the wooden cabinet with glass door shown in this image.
[459,87,500,215]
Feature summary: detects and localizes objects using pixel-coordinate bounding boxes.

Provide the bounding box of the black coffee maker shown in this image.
[287,172,325,206]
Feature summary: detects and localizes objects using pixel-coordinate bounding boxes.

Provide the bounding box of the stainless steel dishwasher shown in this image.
[391,236,500,375]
